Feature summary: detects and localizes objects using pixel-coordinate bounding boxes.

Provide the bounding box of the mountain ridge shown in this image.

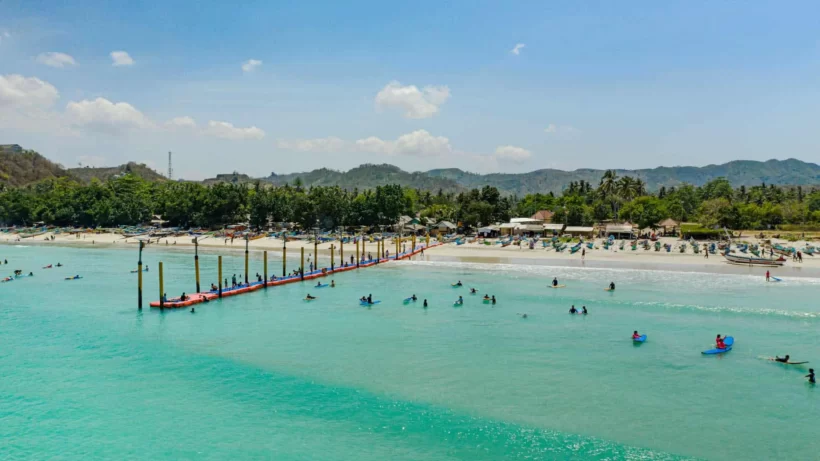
[266,158,820,195]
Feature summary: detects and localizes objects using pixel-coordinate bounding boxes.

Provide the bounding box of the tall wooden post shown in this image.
[244,236,249,284]
[137,240,144,310]
[340,238,344,267]
[194,240,201,294]
[158,261,165,308]
[356,239,360,267]
[300,247,305,280]
[263,250,268,287]
[218,255,223,298]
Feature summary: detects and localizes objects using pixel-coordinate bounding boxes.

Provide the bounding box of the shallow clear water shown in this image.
[1,244,818,460]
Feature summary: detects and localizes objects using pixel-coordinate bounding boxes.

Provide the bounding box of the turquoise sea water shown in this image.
[1,244,819,460]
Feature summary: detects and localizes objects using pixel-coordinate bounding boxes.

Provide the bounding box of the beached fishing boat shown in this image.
[772,244,795,257]
[723,253,784,267]
[20,230,48,239]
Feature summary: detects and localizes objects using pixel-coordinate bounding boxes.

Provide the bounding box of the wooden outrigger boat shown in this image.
[723,253,784,267]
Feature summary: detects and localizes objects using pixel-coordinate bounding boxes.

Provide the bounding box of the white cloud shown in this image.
[392,130,452,156]
[110,51,135,67]
[165,116,197,129]
[0,74,60,108]
[354,136,390,154]
[510,43,526,55]
[205,120,265,140]
[375,81,450,119]
[65,97,153,134]
[494,145,532,162]
[354,130,452,157]
[276,136,346,153]
[242,59,262,72]
[36,52,77,68]
[544,123,581,138]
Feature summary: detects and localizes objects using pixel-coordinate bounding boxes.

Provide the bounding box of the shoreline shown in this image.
[3,232,818,278]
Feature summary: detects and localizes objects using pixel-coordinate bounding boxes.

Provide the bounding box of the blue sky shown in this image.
[1,0,819,179]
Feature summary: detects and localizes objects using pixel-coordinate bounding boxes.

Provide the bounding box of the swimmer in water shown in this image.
[411,294,417,301]
[331,280,335,287]
[806,368,815,384]
[632,331,641,339]
[552,277,558,287]
[491,295,496,305]
[609,281,615,290]
[190,308,195,313]
[306,294,316,300]
[470,288,477,294]
[569,305,578,314]
[423,299,428,308]
[582,306,588,315]
[774,355,790,363]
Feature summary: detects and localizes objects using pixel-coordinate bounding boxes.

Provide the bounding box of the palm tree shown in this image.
[598,170,617,197]
[632,178,646,198]
[598,170,619,219]
[617,176,636,202]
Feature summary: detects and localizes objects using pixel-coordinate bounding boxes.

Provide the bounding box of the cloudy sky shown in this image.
[1,1,819,179]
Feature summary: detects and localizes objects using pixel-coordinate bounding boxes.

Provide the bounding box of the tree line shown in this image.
[1,172,819,231]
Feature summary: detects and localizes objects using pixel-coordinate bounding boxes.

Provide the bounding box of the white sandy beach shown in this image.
[2,231,818,277]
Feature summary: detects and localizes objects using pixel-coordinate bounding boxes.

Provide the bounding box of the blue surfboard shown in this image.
[702,336,734,354]
[633,335,647,342]
[360,300,381,306]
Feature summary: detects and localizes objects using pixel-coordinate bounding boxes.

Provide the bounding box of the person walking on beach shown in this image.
[582,248,586,260]
[766,270,770,282]
[704,245,708,259]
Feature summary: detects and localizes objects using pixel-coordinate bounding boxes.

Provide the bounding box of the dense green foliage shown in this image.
[1,170,819,231]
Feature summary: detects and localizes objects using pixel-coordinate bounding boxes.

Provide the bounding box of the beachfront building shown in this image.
[657,218,680,236]
[478,225,500,237]
[564,226,595,238]
[433,220,457,234]
[604,223,635,239]
[543,223,564,236]
[530,210,554,223]
[499,218,547,236]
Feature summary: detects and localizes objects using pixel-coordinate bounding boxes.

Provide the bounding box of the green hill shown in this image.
[270,158,820,195]
[0,145,69,187]
[265,164,464,192]
[67,162,168,184]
